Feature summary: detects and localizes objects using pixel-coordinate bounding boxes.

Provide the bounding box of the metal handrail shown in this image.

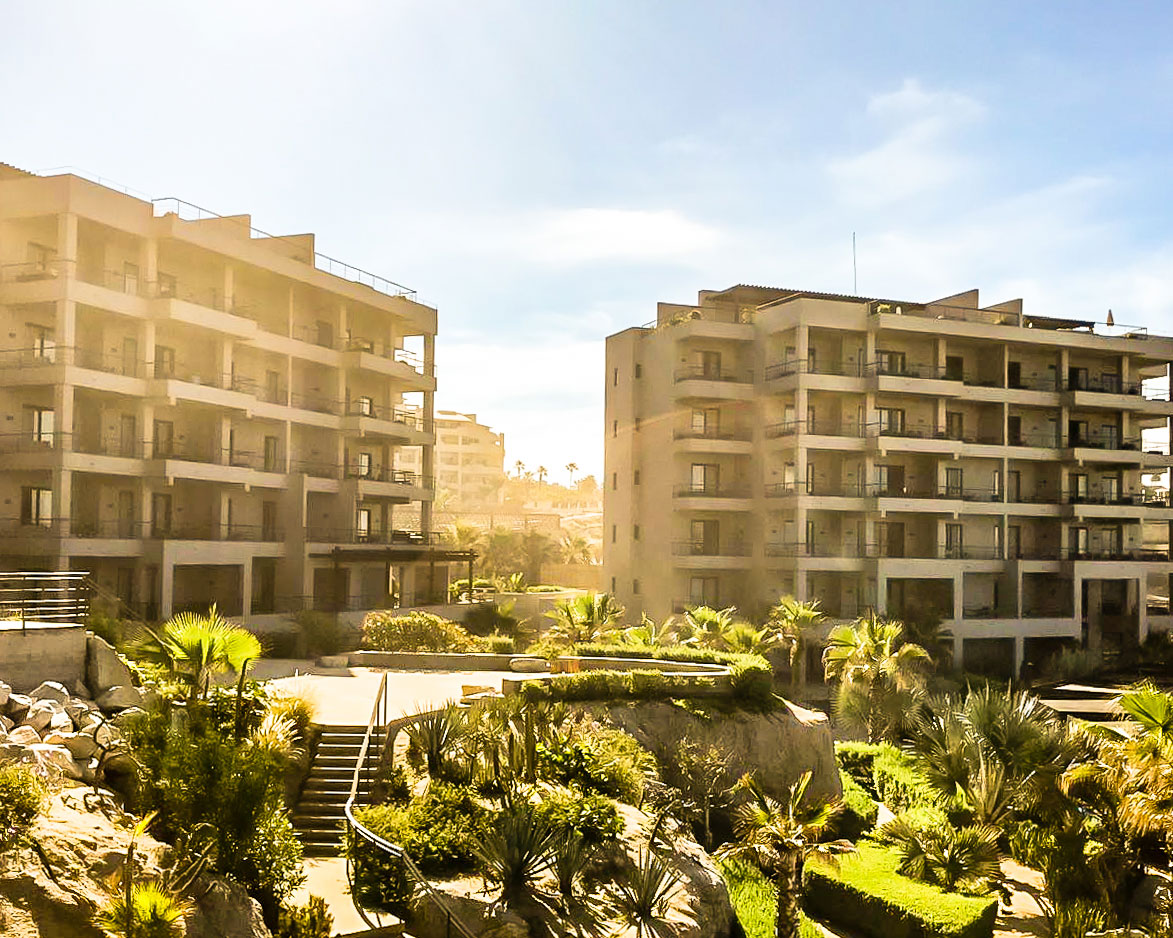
[342,674,477,938]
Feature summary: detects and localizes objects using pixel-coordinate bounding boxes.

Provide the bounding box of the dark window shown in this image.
[635,363,642,378]
[611,525,616,543]
[633,524,640,540]
[633,579,641,594]
[613,367,618,386]
[634,470,641,485]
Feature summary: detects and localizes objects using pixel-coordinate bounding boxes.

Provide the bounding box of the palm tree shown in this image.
[822,612,930,743]
[717,770,852,938]
[514,459,525,479]
[536,466,548,486]
[770,597,826,702]
[565,462,578,486]
[681,604,739,650]
[560,534,594,565]
[520,529,560,582]
[620,613,680,648]
[544,592,625,644]
[447,521,484,554]
[136,605,262,702]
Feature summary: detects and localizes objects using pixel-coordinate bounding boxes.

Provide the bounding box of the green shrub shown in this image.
[728,657,774,702]
[476,634,515,654]
[828,768,879,840]
[872,745,936,813]
[352,782,491,875]
[293,610,351,657]
[803,843,997,938]
[361,611,474,653]
[344,824,415,916]
[267,689,316,743]
[463,602,519,637]
[0,764,46,851]
[836,741,885,794]
[533,788,623,844]
[536,725,652,804]
[274,895,334,938]
[718,858,824,938]
[373,763,413,805]
[522,669,718,703]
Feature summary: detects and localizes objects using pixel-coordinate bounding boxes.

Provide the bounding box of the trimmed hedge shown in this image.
[872,746,936,814]
[718,858,823,938]
[804,843,998,938]
[828,768,879,840]
[521,669,720,703]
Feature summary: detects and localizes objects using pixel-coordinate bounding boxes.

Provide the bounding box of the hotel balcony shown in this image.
[671,539,752,569]
[672,483,753,511]
[672,365,754,402]
[672,426,754,454]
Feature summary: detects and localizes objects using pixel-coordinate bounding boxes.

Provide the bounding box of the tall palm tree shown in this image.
[514,459,525,479]
[822,611,930,743]
[770,596,826,702]
[560,534,594,565]
[137,605,262,702]
[565,462,578,486]
[717,770,851,938]
[520,529,560,582]
[536,466,548,486]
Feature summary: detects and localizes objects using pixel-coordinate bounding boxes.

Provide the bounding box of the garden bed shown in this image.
[349,650,543,670]
[803,843,998,938]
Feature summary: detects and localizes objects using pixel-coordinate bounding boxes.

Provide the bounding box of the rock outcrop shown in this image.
[601,698,842,803]
[0,786,271,938]
[85,635,136,697]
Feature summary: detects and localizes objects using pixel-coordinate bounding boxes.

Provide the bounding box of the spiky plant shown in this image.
[97,882,192,938]
[717,771,852,938]
[878,817,1002,894]
[680,604,739,650]
[550,830,595,904]
[612,849,685,938]
[543,592,626,645]
[405,705,467,779]
[474,801,558,906]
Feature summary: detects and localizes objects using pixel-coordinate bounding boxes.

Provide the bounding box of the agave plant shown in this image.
[97,882,192,938]
[612,848,685,938]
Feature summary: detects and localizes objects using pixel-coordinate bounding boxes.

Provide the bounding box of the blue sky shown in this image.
[4,1,1173,479]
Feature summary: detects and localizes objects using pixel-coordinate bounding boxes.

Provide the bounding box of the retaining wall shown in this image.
[0,622,87,692]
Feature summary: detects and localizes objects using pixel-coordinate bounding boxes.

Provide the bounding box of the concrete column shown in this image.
[953,572,964,622]
[875,570,888,614]
[223,265,234,313]
[240,560,253,617]
[54,383,74,450]
[140,237,158,288]
[219,414,231,465]
[57,212,78,263]
[220,339,234,390]
[339,303,349,346]
[52,467,72,536]
[952,636,965,670]
[1013,635,1025,677]
[1086,579,1103,657]
[219,491,232,540]
[421,333,436,535]
[140,320,156,378]
[55,299,76,363]
[159,558,174,620]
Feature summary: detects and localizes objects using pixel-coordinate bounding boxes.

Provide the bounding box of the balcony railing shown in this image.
[765,481,865,498]
[673,484,751,498]
[764,359,864,380]
[764,419,867,439]
[672,427,753,441]
[1064,375,1143,395]
[1066,432,1140,451]
[867,483,1005,502]
[672,540,751,557]
[289,392,342,415]
[305,527,449,546]
[344,465,427,486]
[1061,547,1170,562]
[673,365,753,383]
[868,361,962,381]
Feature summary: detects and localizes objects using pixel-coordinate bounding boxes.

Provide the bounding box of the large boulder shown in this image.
[58,733,99,762]
[0,679,10,708]
[96,685,142,712]
[23,700,61,734]
[29,681,71,705]
[601,698,842,803]
[85,634,136,696]
[8,725,40,746]
[185,876,272,938]
[26,744,84,781]
[6,693,31,723]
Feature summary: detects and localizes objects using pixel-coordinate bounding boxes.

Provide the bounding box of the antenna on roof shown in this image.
[852,232,858,294]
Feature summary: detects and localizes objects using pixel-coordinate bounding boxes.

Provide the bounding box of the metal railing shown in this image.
[672,539,751,557]
[343,673,478,938]
[0,571,90,625]
[673,483,751,498]
[764,419,867,439]
[673,427,753,441]
[673,365,753,383]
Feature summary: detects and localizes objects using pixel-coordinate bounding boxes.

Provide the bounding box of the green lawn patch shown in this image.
[804,843,997,938]
[718,858,822,938]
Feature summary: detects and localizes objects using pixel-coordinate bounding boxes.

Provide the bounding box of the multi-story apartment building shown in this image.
[397,410,505,508]
[605,284,1173,675]
[0,164,470,619]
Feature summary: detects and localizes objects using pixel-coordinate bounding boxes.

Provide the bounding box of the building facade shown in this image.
[397,410,505,509]
[0,165,468,619]
[604,285,1173,675]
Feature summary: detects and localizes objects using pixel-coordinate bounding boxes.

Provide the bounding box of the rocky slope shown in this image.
[600,697,842,802]
[0,785,270,938]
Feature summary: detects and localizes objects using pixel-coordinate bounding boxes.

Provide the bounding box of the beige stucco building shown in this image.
[397,410,505,508]
[604,284,1173,675]
[0,164,470,619]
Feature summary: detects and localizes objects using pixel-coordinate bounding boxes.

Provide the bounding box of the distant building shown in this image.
[605,283,1173,676]
[398,411,505,508]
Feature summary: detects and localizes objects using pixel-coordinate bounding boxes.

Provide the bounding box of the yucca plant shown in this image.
[620,613,680,647]
[550,830,595,904]
[613,848,685,938]
[474,801,558,906]
[406,705,467,778]
[245,712,301,762]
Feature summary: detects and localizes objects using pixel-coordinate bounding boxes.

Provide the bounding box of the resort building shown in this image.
[397,410,506,509]
[604,285,1173,675]
[0,164,470,619]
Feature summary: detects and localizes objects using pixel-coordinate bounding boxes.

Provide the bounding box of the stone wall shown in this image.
[0,623,87,694]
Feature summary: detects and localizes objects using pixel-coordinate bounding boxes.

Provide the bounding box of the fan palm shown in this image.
[878,817,1002,894]
[620,613,680,647]
[769,597,826,702]
[681,604,739,650]
[136,605,262,702]
[717,771,852,938]
[543,592,625,644]
[822,612,930,742]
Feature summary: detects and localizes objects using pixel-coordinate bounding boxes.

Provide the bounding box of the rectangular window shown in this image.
[877,350,906,374]
[1103,526,1122,555]
[316,321,334,349]
[20,487,52,527]
[634,417,641,431]
[357,452,373,478]
[28,324,55,363]
[633,579,640,595]
[612,472,617,490]
[1068,366,1088,391]
[633,524,640,541]
[993,468,1003,500]
[634,363,642,378]
[263,436,279,472]
[807,348,817,373]
[1072,526,1089,556]
[945,411,964,440]
[877,407,905,434]
[691,519,718,554]
[613,367,618,386]
[689,576,719,605]
[805,519,815,554]
[1007,415,1022,445]
[154,345,175,378]
[152,420,174,458]
[262,501,278,540]
[151,493,172,537]
[123,262,139,295]
[1103,475,1120,502]
[611,525,616,543]
[612,420,617,438]
[353,396,374,417]
[783,405,796,432]
[611,577,616,592]
[356,507,372,541]
[634,470,640,485]
[25,406,55,445]
[945,467,964,497]
[945,355,964,380]
[1071,473,1088,501]
[945,523,964,559]
[157,271,177,297]
[699,350,722,378]
[690,463,719,493]
[994,524,1004,559]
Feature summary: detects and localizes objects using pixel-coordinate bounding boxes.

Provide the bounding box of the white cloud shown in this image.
[828,79,986,208]
[524,208,724,265]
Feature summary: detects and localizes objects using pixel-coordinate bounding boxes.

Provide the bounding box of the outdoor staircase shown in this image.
[292,724,371,857]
